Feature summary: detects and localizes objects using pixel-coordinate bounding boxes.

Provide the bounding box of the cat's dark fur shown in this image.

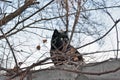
[50,29,84,66]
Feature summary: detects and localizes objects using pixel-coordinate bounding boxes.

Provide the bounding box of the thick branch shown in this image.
[0,0,37,26]
[0,66,15,75]
[9,57,51,79]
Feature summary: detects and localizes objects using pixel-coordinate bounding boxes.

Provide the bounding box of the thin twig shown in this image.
[77,19,120,49]
[0,28,18,69]
[0,0,12,3]
[105,10,119,59]
[69,0,82,43]
[82,49,120,55]
[65,0,69,32]
[9,57,51,80]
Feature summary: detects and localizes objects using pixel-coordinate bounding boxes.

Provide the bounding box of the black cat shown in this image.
[50,29,84,66]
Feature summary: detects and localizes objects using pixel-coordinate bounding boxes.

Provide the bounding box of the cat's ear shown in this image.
[64,31,68,34]
[62,31,68,36]
[53,29,59,36]
[54,29,58,33]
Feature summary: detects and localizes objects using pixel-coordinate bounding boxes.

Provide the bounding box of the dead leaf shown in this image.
[43,39,47,43]
[36,45,41,50]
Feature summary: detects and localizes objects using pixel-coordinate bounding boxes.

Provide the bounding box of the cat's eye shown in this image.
[60,38,63,40]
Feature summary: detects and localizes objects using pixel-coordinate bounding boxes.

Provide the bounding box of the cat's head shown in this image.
[51,29,69,50]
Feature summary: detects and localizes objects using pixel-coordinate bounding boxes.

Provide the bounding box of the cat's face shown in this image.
[51,29,69,50]
[52,29,69,44]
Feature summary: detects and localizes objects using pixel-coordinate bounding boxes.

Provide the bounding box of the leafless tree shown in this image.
[0,0,120,79]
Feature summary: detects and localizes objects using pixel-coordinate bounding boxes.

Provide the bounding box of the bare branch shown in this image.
[0,28,18,69]
[104,10,119,59]
[82,49,120,55]
[69,0,82,43]
[0,0,38,26]
[0,0,12,3]
[36,65,120,76]
[77,19,120,49]
[65,0,69,32]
